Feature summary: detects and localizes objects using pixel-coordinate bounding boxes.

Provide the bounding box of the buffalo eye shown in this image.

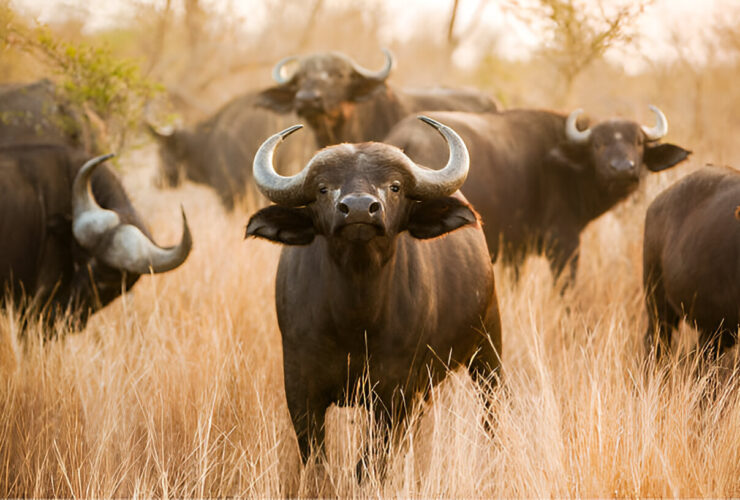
[319,185,328,195]
[390,182,401,193]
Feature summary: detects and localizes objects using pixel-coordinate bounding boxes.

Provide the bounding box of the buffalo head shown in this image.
[257,50,393,143]
[146,123,194,188]
[549,105,690,191]
[246,116,477,263]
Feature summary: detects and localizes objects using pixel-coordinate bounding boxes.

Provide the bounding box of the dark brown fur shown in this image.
[257,52,498,148]
[246,142,501,464]
[643,166,740,359]
[0,144,151,330]
[386,109,691,283]
[149,91,314,210]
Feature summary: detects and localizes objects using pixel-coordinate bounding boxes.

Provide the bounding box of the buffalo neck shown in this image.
[323,234,402,327]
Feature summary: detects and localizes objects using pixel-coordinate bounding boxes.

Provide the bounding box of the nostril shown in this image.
[338,202,349,215]
[369,201,380,214]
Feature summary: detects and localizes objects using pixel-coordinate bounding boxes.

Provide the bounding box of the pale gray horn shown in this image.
[72,155,192,274]
[252,125,313,206]
[350,48,393,81]
[565,108,591,144]
[272,55,299,84]
[641,104,668,141]
[96,207,192,274]
[405,116,470,200]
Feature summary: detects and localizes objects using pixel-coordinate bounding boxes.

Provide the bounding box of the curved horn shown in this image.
[72,155,192,274]
[641,104,668,141]
[405,116,470,200]
[272,55,299,84]
[97,207,192,274]
[565,108,591,144]
[253,124,313,206]
[350,48,393,81]
[72,154,121,250]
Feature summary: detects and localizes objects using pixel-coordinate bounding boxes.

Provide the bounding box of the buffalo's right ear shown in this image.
[246,206,315,245]
[546,142,588,172]
[256,86,297,114]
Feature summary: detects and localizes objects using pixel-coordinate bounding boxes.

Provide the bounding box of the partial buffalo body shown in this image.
[386,107,691,282]
[257,49,498,148]
[247,118,501,465]
[148,92,314,210]
[0,79,97,152]
[0,145,191,331]
[643,166,740,359]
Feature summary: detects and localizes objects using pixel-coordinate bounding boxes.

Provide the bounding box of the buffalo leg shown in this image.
[468,310,503,434]
[545,236,579,288]
[644,279,680,360]
[284,378,332,464]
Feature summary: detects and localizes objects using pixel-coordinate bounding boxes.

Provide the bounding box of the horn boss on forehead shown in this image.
[252,116,469,206]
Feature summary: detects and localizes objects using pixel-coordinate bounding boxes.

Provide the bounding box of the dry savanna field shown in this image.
[2,0,740,498]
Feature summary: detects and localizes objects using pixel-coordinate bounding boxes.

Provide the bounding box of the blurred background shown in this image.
[3,0,739,163]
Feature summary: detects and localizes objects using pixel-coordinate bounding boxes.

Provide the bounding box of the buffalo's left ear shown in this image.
[246,206,315,245]
[350,75,387,102]
[644,143,691,172]
[406,197,478,239]
[256,85,297,114]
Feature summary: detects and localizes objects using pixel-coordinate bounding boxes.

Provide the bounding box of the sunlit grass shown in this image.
[0,147,739,497]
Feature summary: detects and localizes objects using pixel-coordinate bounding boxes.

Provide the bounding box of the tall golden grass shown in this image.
[1,138,739,497]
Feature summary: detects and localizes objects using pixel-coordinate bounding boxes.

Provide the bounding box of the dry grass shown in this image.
[1,141,739,498]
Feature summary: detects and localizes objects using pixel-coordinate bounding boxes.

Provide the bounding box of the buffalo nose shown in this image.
[610,158,635,171]
[296,89,322,107]
[337,194,382,222]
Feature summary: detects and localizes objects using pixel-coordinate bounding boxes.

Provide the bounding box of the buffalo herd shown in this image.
[1,49,737,469]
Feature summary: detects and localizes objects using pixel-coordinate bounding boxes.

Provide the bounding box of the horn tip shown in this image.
[418,115,441,128]
[280,124,303,139]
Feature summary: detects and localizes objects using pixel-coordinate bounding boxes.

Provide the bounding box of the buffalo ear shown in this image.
[406,197,478,239]
[350,75,387,102]
[256,85,297,114]
[246,206,315,245]
[644,143,691,172]
[546,142,588,172]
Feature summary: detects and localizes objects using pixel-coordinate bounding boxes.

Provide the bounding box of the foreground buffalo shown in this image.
[643,166,740,359]
[246,117,501,464]
[148,92,314,210]
[0,145,191,330]
[386,106,691,282]
[257,49,498,148]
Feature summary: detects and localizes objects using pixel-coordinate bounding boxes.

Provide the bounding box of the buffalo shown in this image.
[246,117,501,465]
[385,106,691,282]
[643,165,740,359]
[0,144,191,331]
[0,79,96,152]
[148,91,314,210]
[256,49,498,149]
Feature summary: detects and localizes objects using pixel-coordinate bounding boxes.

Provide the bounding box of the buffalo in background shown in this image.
[148,91,315,210]
[0,79,98,152]
[386,106,691,283]
[246,117,501,465]
[0,146,191,331]
[643,165,740,359]
[256,49,498,148]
